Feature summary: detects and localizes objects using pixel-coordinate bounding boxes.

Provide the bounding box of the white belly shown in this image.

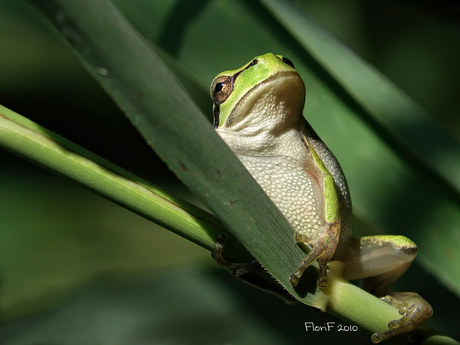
[237,154,326,239]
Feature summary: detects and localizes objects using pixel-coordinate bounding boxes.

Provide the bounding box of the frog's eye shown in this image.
[211,75,233,104]
[282,57,295,69]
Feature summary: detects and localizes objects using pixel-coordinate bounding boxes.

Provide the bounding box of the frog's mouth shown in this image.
[225,72,305,133]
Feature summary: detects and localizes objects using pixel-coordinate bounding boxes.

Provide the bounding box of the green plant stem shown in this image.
[2,105,455,343]
[0,104,248,262]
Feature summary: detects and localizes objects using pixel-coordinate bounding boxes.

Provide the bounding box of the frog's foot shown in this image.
[212,234,257,277]
[289,228,338,288]
[371,292,433,343]
[213,234,297,304]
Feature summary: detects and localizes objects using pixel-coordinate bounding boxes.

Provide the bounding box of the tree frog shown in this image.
[210,53,433,343]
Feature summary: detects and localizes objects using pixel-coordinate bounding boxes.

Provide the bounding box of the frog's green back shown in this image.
[302,119,353,259]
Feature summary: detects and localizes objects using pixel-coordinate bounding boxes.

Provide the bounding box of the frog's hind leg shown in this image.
[371,293,433,343]
[341,235,433,343]
[341,235,417,295]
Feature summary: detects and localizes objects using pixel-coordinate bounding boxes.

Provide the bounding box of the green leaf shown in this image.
[26,0,327,307]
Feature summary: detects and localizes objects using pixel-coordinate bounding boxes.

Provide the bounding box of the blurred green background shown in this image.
[1,0,459,343]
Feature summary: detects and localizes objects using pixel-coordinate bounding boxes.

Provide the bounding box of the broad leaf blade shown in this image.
[27,0,324,307]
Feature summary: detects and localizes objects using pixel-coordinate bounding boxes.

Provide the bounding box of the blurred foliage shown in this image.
[0,0,459,343]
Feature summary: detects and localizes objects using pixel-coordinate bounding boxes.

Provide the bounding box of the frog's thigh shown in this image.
[342,235,417,296]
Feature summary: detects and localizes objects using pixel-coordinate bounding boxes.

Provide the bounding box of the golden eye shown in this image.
[211,75,233,104]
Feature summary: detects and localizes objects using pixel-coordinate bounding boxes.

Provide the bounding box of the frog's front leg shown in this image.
[341,235,433,343]
[289,221,340,288]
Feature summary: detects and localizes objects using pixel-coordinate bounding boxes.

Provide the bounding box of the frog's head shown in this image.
[210,53,305,134]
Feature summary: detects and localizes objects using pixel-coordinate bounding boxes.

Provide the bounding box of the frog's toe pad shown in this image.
[317,276,328,289]
[370,293,433,343]
[289,272,301,286]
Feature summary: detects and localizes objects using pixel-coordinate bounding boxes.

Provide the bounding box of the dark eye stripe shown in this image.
[213,104,220,128]
[232,58,258,81]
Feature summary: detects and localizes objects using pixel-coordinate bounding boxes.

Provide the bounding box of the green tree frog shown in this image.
[210,53,433,343]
